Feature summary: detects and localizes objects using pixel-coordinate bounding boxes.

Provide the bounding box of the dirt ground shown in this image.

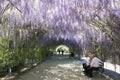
[17,55,112,80]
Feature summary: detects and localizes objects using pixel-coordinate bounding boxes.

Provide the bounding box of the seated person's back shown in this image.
[82,53,104,77]
[90,57,103,68]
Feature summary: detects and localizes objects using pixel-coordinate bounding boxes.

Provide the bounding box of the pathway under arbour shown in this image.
[17,55,112,80]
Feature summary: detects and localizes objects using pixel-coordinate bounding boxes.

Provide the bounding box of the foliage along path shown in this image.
[17,55,111,80]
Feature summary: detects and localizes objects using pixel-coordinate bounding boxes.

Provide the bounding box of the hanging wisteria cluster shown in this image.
[0,0,120,50]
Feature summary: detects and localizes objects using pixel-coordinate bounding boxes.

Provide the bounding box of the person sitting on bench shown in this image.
[83,53,103,77]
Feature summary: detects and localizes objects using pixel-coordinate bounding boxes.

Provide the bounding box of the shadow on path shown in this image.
[17,55,112,80]
[103,69,120,80]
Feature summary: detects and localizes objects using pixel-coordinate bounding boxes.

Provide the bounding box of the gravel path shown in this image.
[17,55,112,80]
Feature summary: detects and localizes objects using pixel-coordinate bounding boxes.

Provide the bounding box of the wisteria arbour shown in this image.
[0,0,120,60]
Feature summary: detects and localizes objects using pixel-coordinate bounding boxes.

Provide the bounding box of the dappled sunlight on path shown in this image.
[17,55,111,80]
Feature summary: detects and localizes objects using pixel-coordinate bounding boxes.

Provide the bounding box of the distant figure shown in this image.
[58,50,60,54]
[61,50,64,55]
[82,53,103,77]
